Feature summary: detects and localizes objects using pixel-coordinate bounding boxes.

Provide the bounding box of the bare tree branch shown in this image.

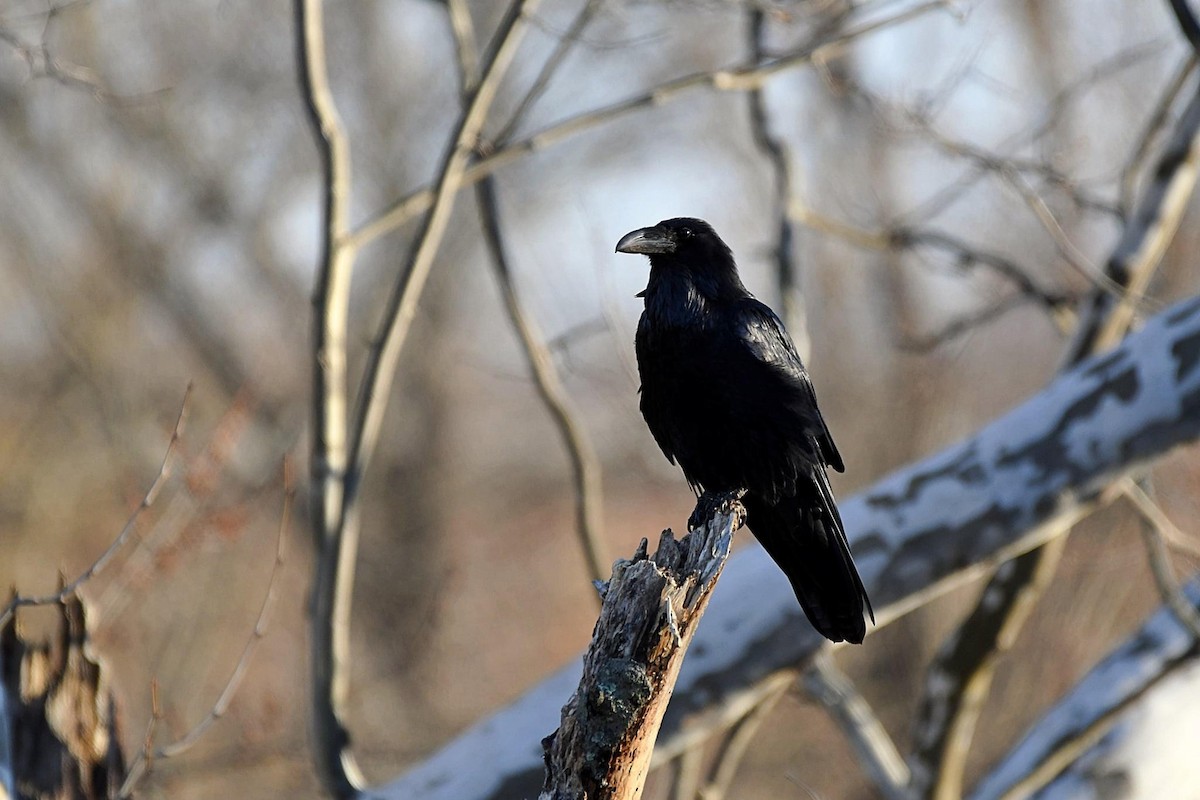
[475,178,610,590]
[343,0,543,508]
[745,7,808,358]
[666,673,794,800]
[897,228,1077,322]
[0,10,153,103]
[1119,478,1200,559]
[787,206,1080,347]
[445,0,480,91]
[294,0,364,791]
[908,534,1069,800]
[1001,170,1126,301]
[897,292,1073,354]
[669,741,705,800]
[300,0,546,792]
[1066,80,1200,362]
[890,102,1121,220]
[895,40,1166,228]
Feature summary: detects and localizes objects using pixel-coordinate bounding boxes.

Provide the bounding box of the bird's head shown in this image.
[615,218,744,300]
[615,217,729,260]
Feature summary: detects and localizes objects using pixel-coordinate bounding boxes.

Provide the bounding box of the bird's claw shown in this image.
[688,489,747,531]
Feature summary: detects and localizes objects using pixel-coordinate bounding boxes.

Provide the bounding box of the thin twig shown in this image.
[492,0,604,146]
[788,207,1075,325]
[909,535,1069,800]
[118,679,162,796]
[1123,478,1200,640]
[896,40,1166,229]
[790,203,892,251]
[445,0,479,91]
[0,385,191,630]
[1118,482,1200,558]
[1000,169,1127,302]
[116,460,293,797]
[900,228,1076,321]
[699,671,793,800]
[972,579,1200,800]
[789,207,1080,345]
[805,653,912,800]
[121,679,162,798]
[897,292,1068,353]
[988,689,1160,800]
[476,178,609,588]
[344,0,954,253]
[166,463,292,757]
[0,19,124,102]
[894,106,1121,220]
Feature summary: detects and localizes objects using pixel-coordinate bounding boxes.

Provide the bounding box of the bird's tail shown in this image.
[743,473,873,644]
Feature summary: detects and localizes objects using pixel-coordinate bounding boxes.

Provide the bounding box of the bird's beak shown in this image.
[615,226,676,255]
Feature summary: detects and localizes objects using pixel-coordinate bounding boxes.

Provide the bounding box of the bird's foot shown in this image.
[688,489,747,531]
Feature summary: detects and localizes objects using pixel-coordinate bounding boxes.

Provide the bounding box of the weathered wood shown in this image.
[0,593,123,800]
[379,293,1200,800]
[539,497,745,800]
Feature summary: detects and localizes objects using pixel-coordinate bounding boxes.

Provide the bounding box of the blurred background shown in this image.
[3,0,1200,797]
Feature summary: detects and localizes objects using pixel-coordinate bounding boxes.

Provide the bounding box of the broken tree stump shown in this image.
[540,494,746,800]
[1,592,124,800]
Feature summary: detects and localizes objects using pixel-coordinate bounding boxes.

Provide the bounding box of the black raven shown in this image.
[616,217,873,643]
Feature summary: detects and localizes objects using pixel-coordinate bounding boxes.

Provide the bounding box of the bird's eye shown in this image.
[681,228,694,239]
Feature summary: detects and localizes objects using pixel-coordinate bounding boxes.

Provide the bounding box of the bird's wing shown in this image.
[736,299,844,472]
[634,314,679,468]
